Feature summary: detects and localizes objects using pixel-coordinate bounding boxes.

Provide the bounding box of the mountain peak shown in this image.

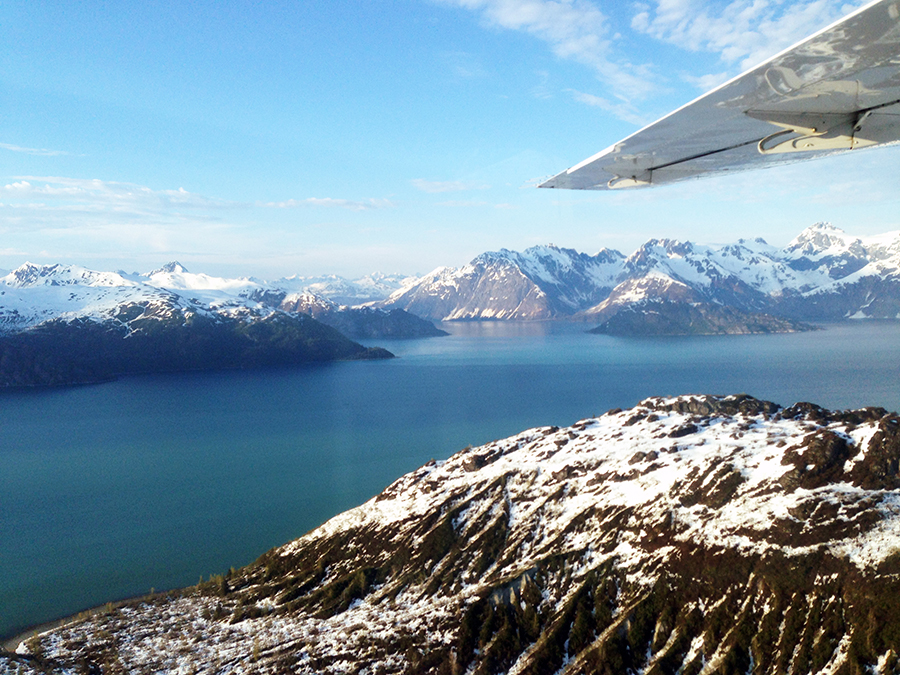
[150,261,189,275]
[4,262,57,286]
[786,222,850,253]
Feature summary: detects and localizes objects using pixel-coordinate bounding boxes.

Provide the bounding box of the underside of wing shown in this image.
[540,0,900,191]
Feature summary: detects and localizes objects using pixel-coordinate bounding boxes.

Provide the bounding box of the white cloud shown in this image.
[0,176,400,276]
[411,178,491,193]
[631,0,870,73]
[436,199,517,208]
[532,69,553,99]
[261,197,394,211]
[566,89,649,125]
[0,142,69,157]
[1,176,233,210]
[436,0,657,100]
[442,51,490,78]
[2,177,395,214]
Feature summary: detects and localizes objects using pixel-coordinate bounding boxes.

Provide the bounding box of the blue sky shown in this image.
[2,0,898,278]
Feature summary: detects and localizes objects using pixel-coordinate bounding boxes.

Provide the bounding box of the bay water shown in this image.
[2,320,899,639]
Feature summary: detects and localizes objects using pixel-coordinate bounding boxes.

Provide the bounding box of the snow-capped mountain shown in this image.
[0,264,174,335]
[782,222,900,277]
[382,224,900,324]
[10,394,900,673]
[279,290,339,316]
[277,272,416,306]
[381,245,625,320]
[0,263,402,386]
[0,261,270,335]
[588,224,900,323]
[0,262,442,341]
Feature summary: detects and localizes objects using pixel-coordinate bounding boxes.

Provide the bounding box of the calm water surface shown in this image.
[2,321,899,638]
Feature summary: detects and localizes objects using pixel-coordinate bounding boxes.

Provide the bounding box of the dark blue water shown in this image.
[2,321,899,639]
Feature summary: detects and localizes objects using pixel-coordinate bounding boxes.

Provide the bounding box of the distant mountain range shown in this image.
[380,223,900,331]
[277,272,418,306]
[8,394,900,673]
[0,263,443,386]
[2,222,897,385]
[0,261,437,338]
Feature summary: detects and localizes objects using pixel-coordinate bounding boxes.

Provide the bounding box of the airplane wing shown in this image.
[539,0,900,190]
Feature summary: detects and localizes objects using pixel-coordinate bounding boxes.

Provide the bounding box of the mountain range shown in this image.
[4,222,897,338]
[6,394,899,673]
[0,262,437,339]
[2,222,898,385]
[380,223,900,328]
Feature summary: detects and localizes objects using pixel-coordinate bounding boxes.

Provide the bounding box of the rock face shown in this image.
[381,224,900,326]
[9,395,900,674]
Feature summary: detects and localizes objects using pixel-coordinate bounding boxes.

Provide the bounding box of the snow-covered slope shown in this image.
[382,245,626,320]
[585,224,900,322]
[381,258,556,321]
[0,263,180,334]
[0,261,275,335]
[10,395,900,674]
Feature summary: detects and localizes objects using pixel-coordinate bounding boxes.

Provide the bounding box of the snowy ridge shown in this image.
[619,238,830,296]
[382,223,900,322]
[292,394,900,570]
[0,262,407,336]
[0,264,180,334]
[279,291,338,315]
[782,222,900,265]
[11,395,900,674]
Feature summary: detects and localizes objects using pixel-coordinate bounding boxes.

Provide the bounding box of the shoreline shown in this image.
[1,589,173,654]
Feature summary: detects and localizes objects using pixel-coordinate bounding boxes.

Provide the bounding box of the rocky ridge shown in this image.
[7,395,900,674]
